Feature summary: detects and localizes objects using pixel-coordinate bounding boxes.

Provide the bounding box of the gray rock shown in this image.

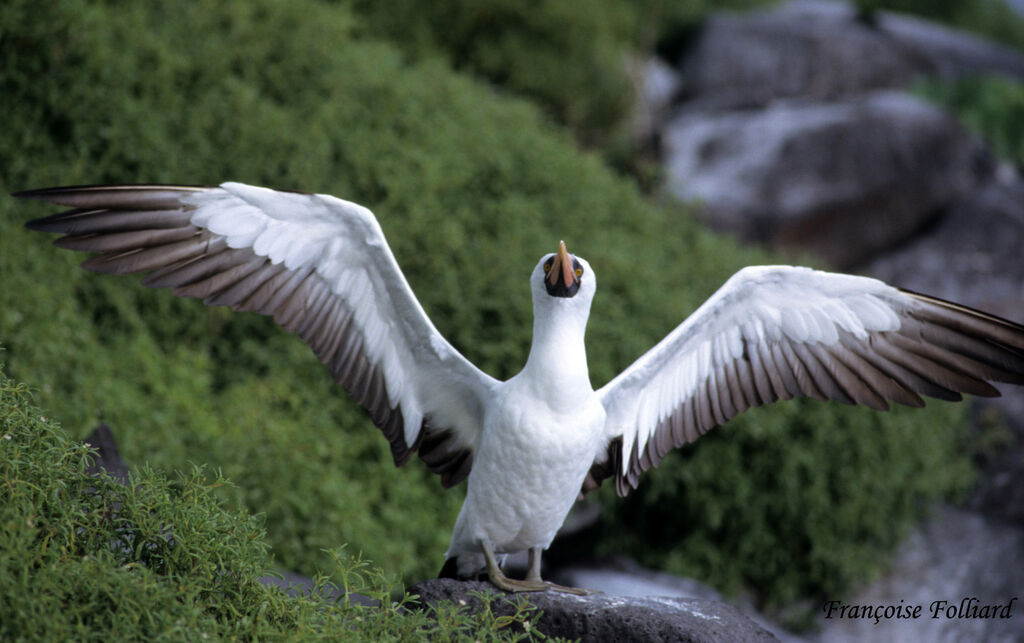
[552,557,725,604]
[678,0,1024,111]
[876,5,1024,80]
[679,1,918,110]
[407,578,778,642]
[664,90,987,267]
[551,560,806,643]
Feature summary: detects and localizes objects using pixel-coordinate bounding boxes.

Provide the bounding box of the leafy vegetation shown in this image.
[347,0,636,147]
[0,0,979,635]
[0,366,546,641]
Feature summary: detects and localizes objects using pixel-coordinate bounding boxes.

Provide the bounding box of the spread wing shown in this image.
[19,182,498,487]
[589,265,1024,496]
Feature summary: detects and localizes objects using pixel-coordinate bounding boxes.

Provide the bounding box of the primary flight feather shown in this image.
[17,182,1024,594]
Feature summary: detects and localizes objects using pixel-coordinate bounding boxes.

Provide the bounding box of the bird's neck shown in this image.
[521,303,592,400]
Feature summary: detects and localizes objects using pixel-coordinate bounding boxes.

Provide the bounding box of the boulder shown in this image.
[551,557,725,604]
[678,0,1024,111]
[664,90,987,267]
[876,5,1024,80]
[679,1,917,110]
[407,578,778,642]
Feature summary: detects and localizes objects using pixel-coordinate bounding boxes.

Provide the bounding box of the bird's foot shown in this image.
[491,567,600,595]
[537,580,599,596]
[481,542,599,595]
[487,573,598,595]
[487,573,550,593]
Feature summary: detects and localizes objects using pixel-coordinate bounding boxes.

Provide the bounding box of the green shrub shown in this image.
[0,366,544,640]
[1,0,975,614]
[347,0,637,146]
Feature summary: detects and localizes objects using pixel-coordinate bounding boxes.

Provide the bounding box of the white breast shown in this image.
[445,375,606,567]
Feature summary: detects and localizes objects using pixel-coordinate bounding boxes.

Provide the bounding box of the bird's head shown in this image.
[532,240,595,304]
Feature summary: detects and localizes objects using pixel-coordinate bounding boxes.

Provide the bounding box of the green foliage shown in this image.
[347,0,637,145]
[0,367,544,640]
[0,0,976,618]
[914,75,1024,167]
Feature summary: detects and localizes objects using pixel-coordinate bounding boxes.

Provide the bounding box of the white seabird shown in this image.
[17,182,1024,594]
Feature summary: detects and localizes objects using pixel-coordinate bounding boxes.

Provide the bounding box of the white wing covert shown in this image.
[591,265,1024,496]
[21,182,497,487]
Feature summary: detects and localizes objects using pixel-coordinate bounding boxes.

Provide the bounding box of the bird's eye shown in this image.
[574,267,583,278]
[544,261,552,273]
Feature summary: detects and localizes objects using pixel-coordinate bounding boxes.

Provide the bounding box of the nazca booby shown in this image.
[17,182,1024,594]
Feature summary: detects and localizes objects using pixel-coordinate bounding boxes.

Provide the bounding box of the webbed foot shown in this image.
[481,543,600,595]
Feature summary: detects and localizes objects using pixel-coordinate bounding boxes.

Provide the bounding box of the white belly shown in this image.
[445,377,606,572]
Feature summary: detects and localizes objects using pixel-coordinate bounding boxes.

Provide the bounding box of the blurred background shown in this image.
[2,0,1022,638]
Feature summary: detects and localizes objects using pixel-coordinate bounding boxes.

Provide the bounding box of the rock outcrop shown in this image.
[407,578,778,642]
[664,90,988,267]
[657,0,1024,270]
[678,0,1024,111]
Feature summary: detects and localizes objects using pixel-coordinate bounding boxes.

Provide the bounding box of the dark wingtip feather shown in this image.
[12,187,61,200]
[25,212,79,232]
[14,184,207,197]
[898,392,927,408]
[902,289,1024,351]
[14,184,208,210]
[22,207,95,232]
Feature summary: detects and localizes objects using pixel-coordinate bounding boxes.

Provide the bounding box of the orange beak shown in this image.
[548,240,575,288]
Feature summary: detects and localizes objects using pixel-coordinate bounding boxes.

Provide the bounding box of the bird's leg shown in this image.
[483,543,598,595]
[527,546,599,596]
[482,542,547,593]
[525,547,544,583]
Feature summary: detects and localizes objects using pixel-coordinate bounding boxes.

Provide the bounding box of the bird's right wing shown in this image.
[19,182,499,487]
[591,265,1024,496]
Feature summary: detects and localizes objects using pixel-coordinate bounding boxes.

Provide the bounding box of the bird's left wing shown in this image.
[18,182,499,487]
[591,265,1024,496]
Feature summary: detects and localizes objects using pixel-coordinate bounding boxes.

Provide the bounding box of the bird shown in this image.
[16,181,1024,594]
